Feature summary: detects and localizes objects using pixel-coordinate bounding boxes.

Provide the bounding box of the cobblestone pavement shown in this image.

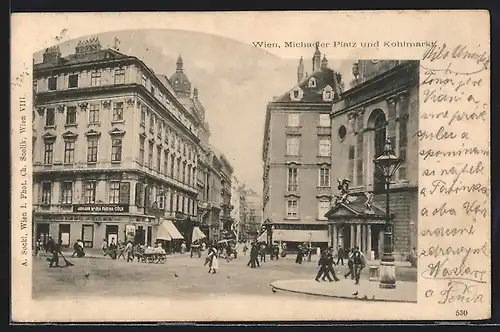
[33,253,417,300]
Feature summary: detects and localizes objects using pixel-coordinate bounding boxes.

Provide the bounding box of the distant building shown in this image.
[240,187,263,241]
[230,176,241,239]
[325,60,419,258]
[261,46,344,250]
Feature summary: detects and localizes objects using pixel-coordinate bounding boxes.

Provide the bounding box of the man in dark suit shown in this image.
[315,249,333,282]
[323,247,340,281]
[336,245,344,266]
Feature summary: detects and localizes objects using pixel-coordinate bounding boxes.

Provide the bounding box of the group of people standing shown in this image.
[315,246,367,285]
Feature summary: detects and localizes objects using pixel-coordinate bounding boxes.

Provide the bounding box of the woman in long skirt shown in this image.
[208,246,219,274]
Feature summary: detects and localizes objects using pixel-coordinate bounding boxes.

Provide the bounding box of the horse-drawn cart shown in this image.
[135,246,166,264]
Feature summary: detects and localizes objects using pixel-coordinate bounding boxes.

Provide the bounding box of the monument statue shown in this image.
[364,191,374,214]
[332,178,356,205]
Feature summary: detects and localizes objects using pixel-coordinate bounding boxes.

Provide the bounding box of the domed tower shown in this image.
[169,54,192,97]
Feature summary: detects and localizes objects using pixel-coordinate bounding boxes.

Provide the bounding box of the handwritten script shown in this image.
[417,42,490,307]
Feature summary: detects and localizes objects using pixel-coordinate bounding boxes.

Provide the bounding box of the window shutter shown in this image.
[119,182,130,205]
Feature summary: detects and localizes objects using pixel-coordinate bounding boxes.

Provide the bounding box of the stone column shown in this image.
[356,224,361,249]
[350,225,355,249]
[379,229,384,258]
[333,225,338,248]
[367,225,372,259]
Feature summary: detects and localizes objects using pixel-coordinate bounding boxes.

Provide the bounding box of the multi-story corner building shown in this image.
[32,38,207,249]
[261,46,344,250]
[219,153,234,236]
[326,60,419,259]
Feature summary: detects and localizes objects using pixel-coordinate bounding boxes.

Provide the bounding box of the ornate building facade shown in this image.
[32,38,232,249]
[261,46,344,250]
[325,60,419,259]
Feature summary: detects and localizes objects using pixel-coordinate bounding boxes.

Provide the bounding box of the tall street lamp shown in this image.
[373,137,404,289]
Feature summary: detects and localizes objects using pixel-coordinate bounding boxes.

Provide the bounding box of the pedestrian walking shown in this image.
[324,247,340,281]
[336,245,344,266]
[71,240,80,257]
[247,242,260,268]
[109,239,118,260]
[243,243,248,256]
[315,249,333,282]
[125,240,134,262]
[295,245,304,264]
[259,243,266,263]
[180,241,187,254]
[101,238,108,256]
[344,248,355,280]
[49,238,61,268]
[352,246,366,285]
[207,245,219,274]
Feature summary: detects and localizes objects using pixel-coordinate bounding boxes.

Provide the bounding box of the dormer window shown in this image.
[308,77,317,88]
[322,85,334,101]
[290,87,303,101]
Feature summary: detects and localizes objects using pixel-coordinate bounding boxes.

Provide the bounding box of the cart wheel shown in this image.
[159,256,166,264]
[154,255,161,264]
[147,256,155,263]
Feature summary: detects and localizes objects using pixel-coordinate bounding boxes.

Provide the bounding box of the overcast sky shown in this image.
[34,29,354,194]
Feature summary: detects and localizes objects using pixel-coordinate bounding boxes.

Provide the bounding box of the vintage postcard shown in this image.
[11,11,490,322]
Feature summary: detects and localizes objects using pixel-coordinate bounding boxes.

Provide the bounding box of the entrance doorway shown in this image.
[58,224,71,247]
[106,225,119,245]
[340,225,351,250]
[81,224,94,248]
[135,225,145,245]
[36,223,50,248]
[371,224,383,259]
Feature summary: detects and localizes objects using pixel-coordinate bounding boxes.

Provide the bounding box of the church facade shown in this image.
[326,60,420,259]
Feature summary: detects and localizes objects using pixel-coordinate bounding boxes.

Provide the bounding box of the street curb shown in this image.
[269,282,417,304]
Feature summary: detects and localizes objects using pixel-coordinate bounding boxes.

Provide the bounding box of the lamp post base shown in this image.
[379,255,396,289]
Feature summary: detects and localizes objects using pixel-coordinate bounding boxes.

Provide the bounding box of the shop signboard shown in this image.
[73,204,129,213]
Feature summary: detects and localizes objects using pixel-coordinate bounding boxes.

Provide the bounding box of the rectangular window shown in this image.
[150,114,155,132]
[176,158,181,180]
[119,182,131,205]
[41,182,52,205]
[140,108,146,126]
[91,71,101,86]
[139,136,145,165]
[141,74,147,87]
[114,68,125,84]
[157,121,162,138]
[84,181,96,204]
[287,167,298,191]
[156,146,161,172]
[319,114,330,127]
[89,104,100,123]
[48,77,57,91]
[66,106,77,125]
[108,181,120,204]
[318,200,330,220]
[87,139,98,163]
[44,142,54,164]
[148,142,154,168]
[399,117,408,180]
[286,137,300,155]
[164,151,169,176]
[170,155,175,178]
[64,141,75,163]
[68,74,78,88]
[45,108,55,126]
[287,113,300,127]
[182,163,186,183]
[151,85,155,97]
[111,138,122,162]
[61,181,73,204]
[319,139,331,156]
[319,167,330,187]
[112,102,124,121]
[286,199,299,218]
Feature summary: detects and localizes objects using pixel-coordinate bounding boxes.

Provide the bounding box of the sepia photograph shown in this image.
[30,29,419,304]
[11,11,490,322]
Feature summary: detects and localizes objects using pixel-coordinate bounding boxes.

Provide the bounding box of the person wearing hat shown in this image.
[315,249,333,282]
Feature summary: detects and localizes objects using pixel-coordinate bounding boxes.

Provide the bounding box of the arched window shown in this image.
[373,110,387,192]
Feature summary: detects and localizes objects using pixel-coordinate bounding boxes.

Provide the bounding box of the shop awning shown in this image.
[156,219,184,241]
[192,226,206,243]
[273,230,328,243]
